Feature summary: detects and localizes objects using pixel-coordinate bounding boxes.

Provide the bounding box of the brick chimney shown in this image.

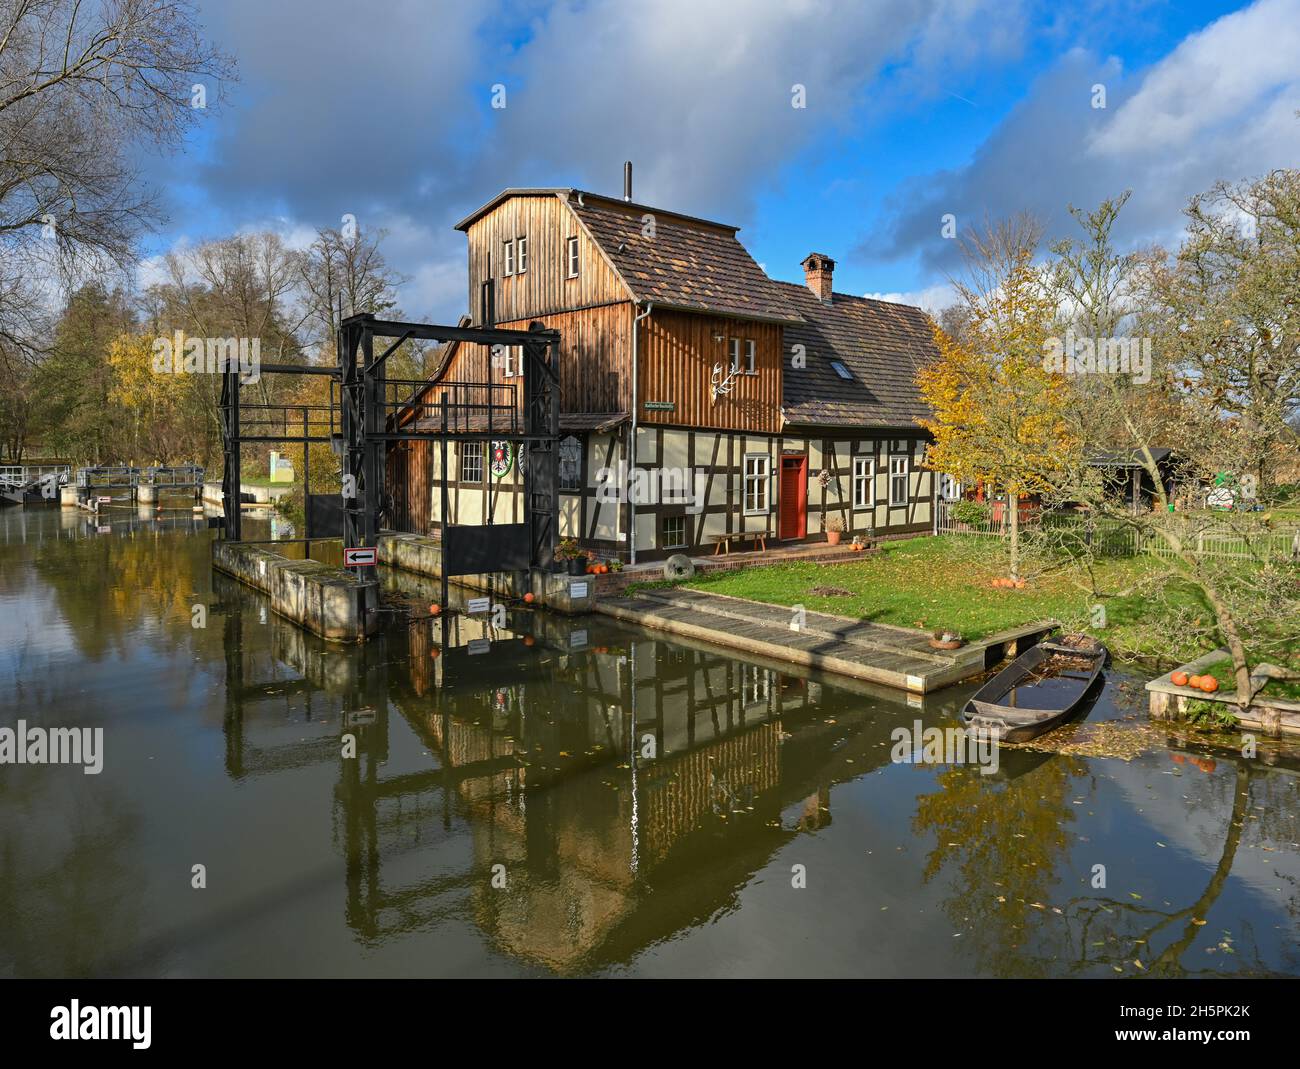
[801,253,835,302]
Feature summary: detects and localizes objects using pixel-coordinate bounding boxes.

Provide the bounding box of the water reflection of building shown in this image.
[217,588,903,973]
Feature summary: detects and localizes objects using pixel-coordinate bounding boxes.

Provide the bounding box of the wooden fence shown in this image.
[935,501,1300,561]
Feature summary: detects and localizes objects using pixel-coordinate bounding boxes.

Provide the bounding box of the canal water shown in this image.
[2,505,1298,978]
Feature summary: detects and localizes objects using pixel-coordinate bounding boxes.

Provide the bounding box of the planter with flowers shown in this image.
[556,538,586,575]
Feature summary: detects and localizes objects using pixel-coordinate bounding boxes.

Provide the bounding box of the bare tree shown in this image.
[298,224,405,357]
[0,0,233,363]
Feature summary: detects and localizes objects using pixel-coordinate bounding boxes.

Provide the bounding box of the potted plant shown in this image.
[825,515,845,546]
[929,628,965,650]
[607,558,624,573]
[556,538,585,575]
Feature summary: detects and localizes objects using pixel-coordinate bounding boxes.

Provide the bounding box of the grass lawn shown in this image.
[649,535,1220,663]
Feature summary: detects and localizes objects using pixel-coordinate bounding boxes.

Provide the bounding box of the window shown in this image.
[558,435,582,491]
[565,236,579,278]
[889,455,909,506]
[479,279,495,326]
[516,235,528,273]
[939,473,963,501]
[662,514,687,549]
[461,442,484,484]
[854,457,875,508]
[497,346,516,378]
[729,337,756,374]
[830,360,853,380]
[744,454,769,513]
[503,239,515,277]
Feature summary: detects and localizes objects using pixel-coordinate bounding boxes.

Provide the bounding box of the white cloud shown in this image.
[864,283,956,314]
[1091,0,1300,156]
[870,0,1300,276]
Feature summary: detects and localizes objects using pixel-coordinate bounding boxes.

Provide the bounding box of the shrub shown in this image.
[950,499,992,526]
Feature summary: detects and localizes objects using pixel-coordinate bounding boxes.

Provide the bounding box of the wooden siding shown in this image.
[409,304,633,422]
[499,306,632,415]
[465,193,626,323]
[637,309,782,434]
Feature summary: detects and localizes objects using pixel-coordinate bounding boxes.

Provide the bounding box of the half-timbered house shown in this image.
[389,177,943,561]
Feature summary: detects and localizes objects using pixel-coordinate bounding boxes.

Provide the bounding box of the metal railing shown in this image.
[76,466,142,489]
[0,464,71,488]
[141,464,205,487]
[384,378,519,435]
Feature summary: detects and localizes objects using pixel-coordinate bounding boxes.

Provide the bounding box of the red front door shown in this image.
[779,456,807,540]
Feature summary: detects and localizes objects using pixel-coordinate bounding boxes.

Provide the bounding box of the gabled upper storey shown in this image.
[455,188,795,327]
[450,182,941,435]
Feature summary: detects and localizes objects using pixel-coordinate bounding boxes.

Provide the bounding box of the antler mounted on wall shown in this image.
[710,362,742,403]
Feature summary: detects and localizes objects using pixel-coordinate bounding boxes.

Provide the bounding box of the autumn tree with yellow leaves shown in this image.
[918,219,1079,580]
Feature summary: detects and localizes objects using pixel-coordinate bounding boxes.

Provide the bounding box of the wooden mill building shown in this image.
[389,175,942,561]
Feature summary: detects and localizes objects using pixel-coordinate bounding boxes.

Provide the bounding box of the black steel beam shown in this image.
[258,363,340,376]
[340,313,558,347]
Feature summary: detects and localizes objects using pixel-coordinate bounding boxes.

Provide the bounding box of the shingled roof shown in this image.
[775,281,939,430]
[568,194,799,323]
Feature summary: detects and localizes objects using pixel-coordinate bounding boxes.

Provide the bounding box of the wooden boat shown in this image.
[962,633,1108,742]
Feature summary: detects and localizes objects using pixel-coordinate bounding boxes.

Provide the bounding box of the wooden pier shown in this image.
[1148,648,1300,738]
[597,586,1057,694]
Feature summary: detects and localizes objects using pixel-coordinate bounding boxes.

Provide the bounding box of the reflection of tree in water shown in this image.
[912,754,1082,978]
[917,750,1292,976]
[31,525,210,661]
[0,787,141,976]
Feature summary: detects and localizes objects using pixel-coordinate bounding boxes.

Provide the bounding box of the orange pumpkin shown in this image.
[429,648,440,660]
[1201,676,1219,693]
[1188,675,1204,689]
[429,603,440,616]
[523,592,535,604]
[523,635,535,646]
[1014,579,1026,589]
[1171,671,1189,687]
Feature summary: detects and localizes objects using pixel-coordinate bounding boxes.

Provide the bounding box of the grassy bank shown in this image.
[659,535,1225,666]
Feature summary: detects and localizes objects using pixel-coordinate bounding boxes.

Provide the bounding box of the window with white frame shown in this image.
[889,454,909,506]
[461,442,484,483]
[854,456,875,508]
[503,239,515,276]
[744,454,769,513]
[729,337,756,374]
[662,514,687,549]
[499,346,516,378]
[565,236,579,278]
[516,235,528,273]
[939,473,963,501]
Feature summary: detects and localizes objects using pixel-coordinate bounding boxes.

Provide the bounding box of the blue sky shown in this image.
[142,0,1299,319]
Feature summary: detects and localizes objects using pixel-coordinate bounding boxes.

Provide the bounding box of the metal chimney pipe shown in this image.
[623,161,632,201]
